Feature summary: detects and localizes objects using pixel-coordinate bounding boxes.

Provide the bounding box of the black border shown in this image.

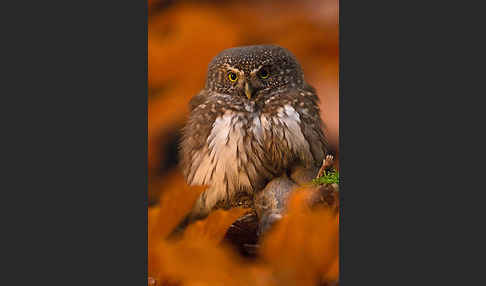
[3,1,148,284]
[340,0,478,284]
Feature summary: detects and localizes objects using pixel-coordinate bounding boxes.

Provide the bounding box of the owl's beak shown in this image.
[244,82,253,99]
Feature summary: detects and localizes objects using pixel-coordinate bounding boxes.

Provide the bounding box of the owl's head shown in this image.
[205,45,305,100]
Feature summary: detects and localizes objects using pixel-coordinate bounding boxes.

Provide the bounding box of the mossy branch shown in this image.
[312,154,339,186]
[312,169,339,185]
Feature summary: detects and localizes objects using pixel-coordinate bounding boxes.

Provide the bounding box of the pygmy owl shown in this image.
[180,45,328,228]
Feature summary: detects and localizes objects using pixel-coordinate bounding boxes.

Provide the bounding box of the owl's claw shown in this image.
[317,154,335,178]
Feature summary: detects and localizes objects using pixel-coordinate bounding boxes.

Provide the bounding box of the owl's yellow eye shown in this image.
[228,72,238,82]
[258,68,269,79]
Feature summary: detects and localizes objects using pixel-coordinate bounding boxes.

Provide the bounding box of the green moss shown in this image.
[312,169,340,185]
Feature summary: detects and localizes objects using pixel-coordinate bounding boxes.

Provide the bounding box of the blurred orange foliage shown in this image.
[183,208,249,243]
[149,183,339,286]
[260,188,339,285]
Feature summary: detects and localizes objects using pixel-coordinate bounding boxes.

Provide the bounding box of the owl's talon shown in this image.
[317,154,335,178]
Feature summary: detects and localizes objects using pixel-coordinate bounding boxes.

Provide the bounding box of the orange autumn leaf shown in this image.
[149,173,205,242]
[323,256,339,282]
[260,187,339,285]
[183,208,250,243]
[150,239,274,286]
[148,206,161,243]
[149,184,340,286]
